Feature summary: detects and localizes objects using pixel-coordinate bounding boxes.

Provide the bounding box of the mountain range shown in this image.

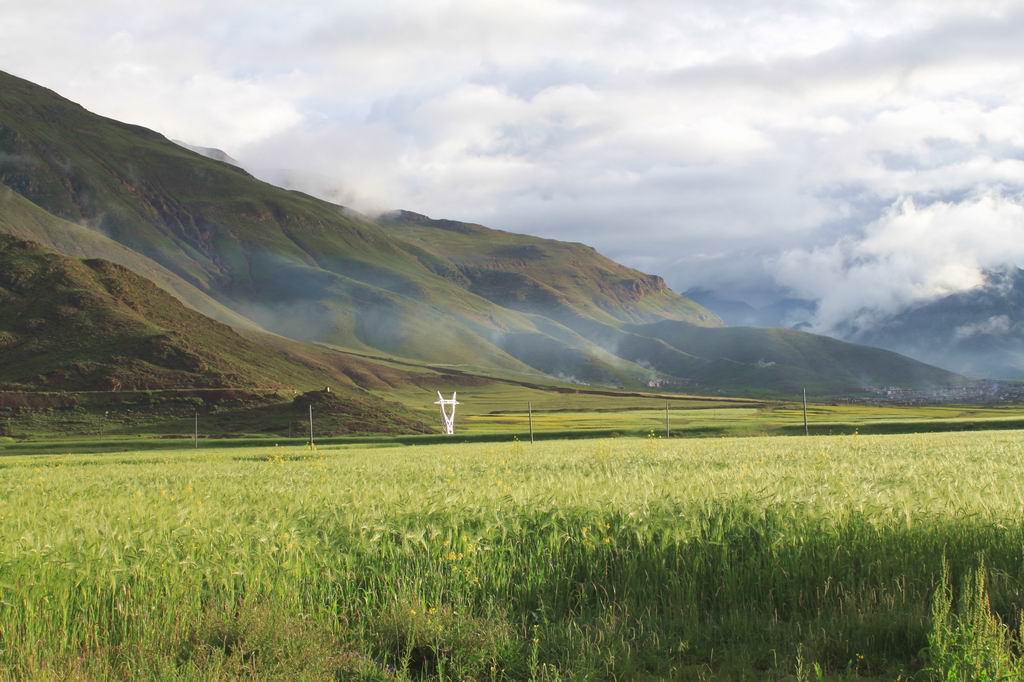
[0,69,964,404]
[851,267,1024,380]
[691,272,1024,381]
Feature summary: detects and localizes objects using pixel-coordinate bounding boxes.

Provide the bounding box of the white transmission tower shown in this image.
[435,391,460,435]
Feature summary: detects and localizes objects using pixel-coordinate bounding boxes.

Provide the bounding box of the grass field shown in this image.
[7,378,1024,457]
[3,430,1024,679]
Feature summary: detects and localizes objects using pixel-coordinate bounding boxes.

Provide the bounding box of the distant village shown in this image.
[850,381,1024,406]
[644,374,1024,405]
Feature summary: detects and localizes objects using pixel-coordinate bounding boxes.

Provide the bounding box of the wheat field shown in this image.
[2,431,1024,679]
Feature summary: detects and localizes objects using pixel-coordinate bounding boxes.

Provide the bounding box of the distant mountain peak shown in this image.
[171,140,242,167]
[379,209,485,234]
[380,209,431,223]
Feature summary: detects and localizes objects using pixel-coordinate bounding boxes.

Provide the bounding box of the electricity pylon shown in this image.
[435,391,459,435]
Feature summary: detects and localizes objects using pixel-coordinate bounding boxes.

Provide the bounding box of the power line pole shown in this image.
[528,401,534,444]
[802,388,809,436]
[194,409,198,449]
[435,392,459,435]
[309,404,314,449]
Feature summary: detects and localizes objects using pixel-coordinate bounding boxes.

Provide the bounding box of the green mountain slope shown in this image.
[380,210,716,327]
[627,320,964,395]
[0,70,709,383]
[0,234,336,390]
[0,235,430,432]
[0,70,966,396]
[0,186,259,330]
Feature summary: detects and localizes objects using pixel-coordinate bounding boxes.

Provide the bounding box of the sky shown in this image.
[2,0,1024,334]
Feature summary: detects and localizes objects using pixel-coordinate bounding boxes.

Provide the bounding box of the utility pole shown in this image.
[802,388,809,436]
[665,400,670,438]
[309,404,314,449]
[528,401,534,444]
[194,410,198,449]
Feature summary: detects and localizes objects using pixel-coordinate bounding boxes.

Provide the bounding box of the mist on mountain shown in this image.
[684,288,816,329]
[853,266,1024,380]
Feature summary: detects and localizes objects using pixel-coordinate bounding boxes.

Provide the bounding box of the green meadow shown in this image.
[414,385,1024,437]
[3,430,1024,679]
[7,379,1024,456]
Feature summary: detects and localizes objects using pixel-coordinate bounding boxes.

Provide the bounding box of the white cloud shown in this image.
[772,193,1024,333]
[956,315,1013,339]
[2,0,1024,321]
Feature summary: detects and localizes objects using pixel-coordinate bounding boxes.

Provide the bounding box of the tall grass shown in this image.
[927,557,1024,681]
[2,430,1024,679]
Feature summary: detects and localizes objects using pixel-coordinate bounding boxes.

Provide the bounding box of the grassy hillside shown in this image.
[0,71,531,372]
[0,70,967,396]
[0,186,260,329]
[0,235,431,433]
[0,235,320,390]
[630,320,964,395]
[0,70,708,382]
[0,186,452,393]
[380,210,716,327]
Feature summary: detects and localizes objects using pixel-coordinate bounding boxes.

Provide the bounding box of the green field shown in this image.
[387,383,1024,438]
[3,431,1024,679]
[8,375,1024,457]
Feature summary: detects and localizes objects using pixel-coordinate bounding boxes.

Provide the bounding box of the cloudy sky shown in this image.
[2,0,1023,333]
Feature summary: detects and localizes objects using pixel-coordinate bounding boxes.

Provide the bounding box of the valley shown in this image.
[3,8,1024,680]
